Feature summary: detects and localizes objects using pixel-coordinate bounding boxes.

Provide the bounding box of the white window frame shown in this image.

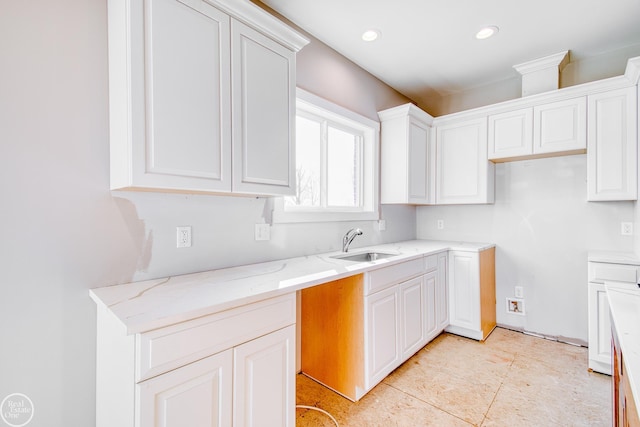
[273,88,380,223]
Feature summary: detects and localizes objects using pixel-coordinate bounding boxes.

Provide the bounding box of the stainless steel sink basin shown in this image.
[330,251,399,262]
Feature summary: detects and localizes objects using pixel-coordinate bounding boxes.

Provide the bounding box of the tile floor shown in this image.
[296,327,610,426]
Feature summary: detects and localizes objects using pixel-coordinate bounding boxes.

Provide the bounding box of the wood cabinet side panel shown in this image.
[623,375,640,427]
[300,275,364,400]
[479,247,496,340]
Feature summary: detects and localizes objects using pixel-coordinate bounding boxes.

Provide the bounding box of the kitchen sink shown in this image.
[330,251,399,262]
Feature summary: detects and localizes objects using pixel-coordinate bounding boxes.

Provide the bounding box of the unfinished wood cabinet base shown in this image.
[301,275,364,401]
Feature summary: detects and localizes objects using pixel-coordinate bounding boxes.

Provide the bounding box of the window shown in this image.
[273,89,379,223]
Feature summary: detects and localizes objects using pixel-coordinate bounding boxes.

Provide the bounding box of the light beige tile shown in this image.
[297,374,472,427]
[297,328,611,427]
[483,379,610,427]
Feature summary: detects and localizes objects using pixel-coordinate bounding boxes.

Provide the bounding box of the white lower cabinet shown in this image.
[423,271,438,342]
[587,260,639,375]
[138,350,233,427]
[400,276,426,361]
[446,247,496,341]
[94,294,296,427]
[138,326,295,427]
[301,253,448,402]
[366,285,401,386]
[436,252,449,331]
[587,281,612,375]
[233,325,296,427]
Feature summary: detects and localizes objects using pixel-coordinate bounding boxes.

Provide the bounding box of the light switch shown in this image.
[255,224,271,241]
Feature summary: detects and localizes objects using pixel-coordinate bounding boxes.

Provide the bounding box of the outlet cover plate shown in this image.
[176,226,192,248]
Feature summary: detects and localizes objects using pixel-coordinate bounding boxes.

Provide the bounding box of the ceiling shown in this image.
[260,0,640,111]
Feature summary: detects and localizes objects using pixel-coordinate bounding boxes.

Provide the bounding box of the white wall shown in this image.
[417,155,635,344]
[0,1,413,426]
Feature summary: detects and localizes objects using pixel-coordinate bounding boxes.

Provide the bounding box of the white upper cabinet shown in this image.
[488,108,533,160]
[587,86,638,201]
[533,97,586,154]
[378,104,434,205]
[108,0,232,193]
[108,0,307,195]
[435,118,495,204]
[231,21,296,195]
[488,97,586,162]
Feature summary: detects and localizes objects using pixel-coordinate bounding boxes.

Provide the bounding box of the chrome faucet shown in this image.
[342,228,363,252]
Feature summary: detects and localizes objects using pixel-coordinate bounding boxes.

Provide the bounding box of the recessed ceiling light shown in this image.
[476,26,499,40]
[362,29,380,42]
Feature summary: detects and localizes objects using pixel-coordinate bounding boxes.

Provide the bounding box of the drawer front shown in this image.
[136,293,296,382]
[588,262,638,283]
[365,258,424,295]
[424,254,438,272]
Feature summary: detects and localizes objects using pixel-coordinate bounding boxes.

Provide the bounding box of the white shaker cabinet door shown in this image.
[233,325,296,427]
[587,86,638,201]
[137,349,233,427]
[378,103,433,205]
[587,282,612,375]
[407,120,431,203]
[533,97,586,154]
[423,271,438,342]
[109,0,232,192]
[399,276,425,360]
[231,20,296,196]
[365,286,401,388]
[488,108,533,160]
[436,252,449,332]
[447,251,480,333]
[436,118,494,204]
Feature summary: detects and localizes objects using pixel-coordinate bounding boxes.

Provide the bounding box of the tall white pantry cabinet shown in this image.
[108,0,308,196]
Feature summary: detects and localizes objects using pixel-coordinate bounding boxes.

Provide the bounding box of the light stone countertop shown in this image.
[90,239,494,334]
[606,280,640,414]
[588,251,640,265]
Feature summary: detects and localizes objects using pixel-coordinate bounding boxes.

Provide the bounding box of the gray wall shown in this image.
[0,1,413,426]
[416,155,635,343]
[2,1,638,425]
[431,43,640,116]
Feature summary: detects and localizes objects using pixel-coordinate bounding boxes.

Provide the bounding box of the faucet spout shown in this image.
[342,228,363,252]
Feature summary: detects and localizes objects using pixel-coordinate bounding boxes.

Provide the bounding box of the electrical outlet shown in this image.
[621,222,633,236]
[437,220,444,230]
[506,297,525,315]
[255,224,270,241]
[515,286,524,298]
[378,219,386,231]
[176,226,192,248]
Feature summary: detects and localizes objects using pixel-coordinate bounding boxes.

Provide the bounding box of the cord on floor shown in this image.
[296,404,340,427]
